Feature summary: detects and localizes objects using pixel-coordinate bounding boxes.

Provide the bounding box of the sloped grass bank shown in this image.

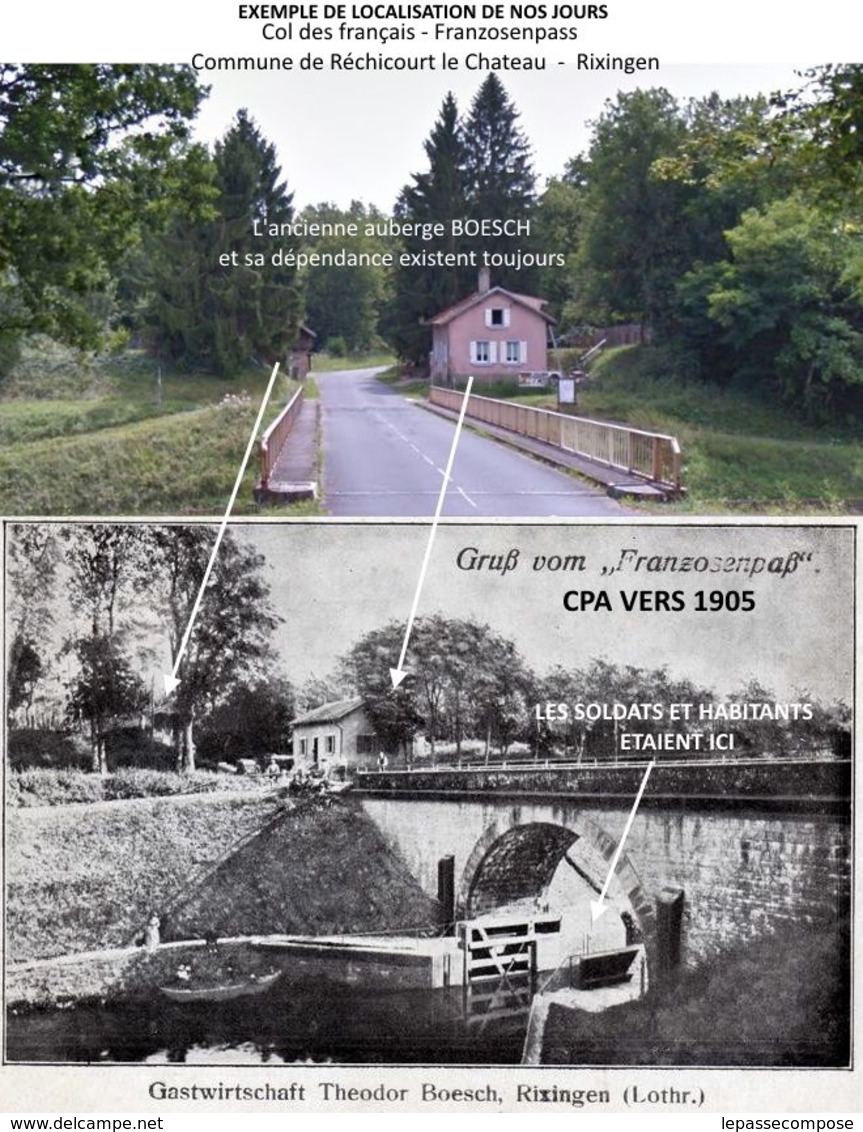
[0,346,302,515]
[7,792,437,975]
[542,917,850,1067]
[510,346,862,512]
[163,796,437,941]
[7,791,281,964]
[582,349,862,512]
[0,404,261,515]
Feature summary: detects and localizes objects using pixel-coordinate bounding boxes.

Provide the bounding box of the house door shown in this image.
[312,737,319,767]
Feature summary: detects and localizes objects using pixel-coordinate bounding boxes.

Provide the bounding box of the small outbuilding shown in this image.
[287,324,317,379]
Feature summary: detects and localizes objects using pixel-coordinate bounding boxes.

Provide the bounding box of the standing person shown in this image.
[144,914,161,952]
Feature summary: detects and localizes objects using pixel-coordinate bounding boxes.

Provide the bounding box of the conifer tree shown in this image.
[461,73,538,292]
[386,79,540,362]
[145,110,301,375]
[384,92,469,364]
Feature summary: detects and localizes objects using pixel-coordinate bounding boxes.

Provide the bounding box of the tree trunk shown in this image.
[90,720,108,774]
[180,712,196,773]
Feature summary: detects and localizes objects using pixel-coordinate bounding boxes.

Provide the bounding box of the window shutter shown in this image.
[489,341,497,363]
[520,340,528,364]
[484,309,493,328]
[470,340,478,364]
[504,308,511,328]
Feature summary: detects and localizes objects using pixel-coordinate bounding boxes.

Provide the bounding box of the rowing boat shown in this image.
[159,969,281,1003]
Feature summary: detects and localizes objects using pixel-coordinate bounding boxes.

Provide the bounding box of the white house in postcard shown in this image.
[291,697,379,772]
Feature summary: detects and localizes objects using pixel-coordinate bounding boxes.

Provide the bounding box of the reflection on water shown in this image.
[6,973,530,1065]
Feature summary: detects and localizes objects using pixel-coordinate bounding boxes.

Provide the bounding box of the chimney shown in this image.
[478,266,491,293]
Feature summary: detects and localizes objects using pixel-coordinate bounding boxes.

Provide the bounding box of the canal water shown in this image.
[6,974,530,1065]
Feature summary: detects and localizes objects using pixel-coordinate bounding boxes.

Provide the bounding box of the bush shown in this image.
[104,728,175,771]
[0,331,22,377]
[7,729,91,771]
[7,769,105,807]
[6,768,263,808]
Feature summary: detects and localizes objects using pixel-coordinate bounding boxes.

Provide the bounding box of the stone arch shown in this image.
[457,815,655,942]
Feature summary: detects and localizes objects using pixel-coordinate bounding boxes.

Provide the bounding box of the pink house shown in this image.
[426,269,555,387]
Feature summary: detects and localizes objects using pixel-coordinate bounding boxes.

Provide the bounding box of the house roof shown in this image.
[291,696,365,727]
[425,285,555,327]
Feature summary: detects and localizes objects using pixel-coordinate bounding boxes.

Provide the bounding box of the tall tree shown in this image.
[384,92,469,364]
[533,166,588,336]
[0,65,206,372]
[678,195,863,420]
[339,621,424,759]
[7,637,44,729]
[340,614,534,762]
[195,675,295,764]
[6,525,58,726]
[57,526,151,771]
[65,635,147,773]
[145,110,301,376]
[151,527,281,771]
[575,88,691,330]
[300,200,392,352]
[769,65,863,210]
[461,73,538,292]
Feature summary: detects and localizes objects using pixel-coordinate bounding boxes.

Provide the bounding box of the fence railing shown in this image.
[429,386,682,492]
[259,386,304,489]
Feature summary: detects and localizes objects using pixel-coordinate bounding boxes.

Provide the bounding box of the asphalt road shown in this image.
[318,368,626,517]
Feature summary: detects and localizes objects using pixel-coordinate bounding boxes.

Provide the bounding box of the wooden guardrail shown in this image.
[259,386,304,490]
[429,386,682,492]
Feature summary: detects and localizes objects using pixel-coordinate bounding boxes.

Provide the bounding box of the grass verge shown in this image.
[311,350,395,372]
[7,767,266,808]
[497,346,863,512]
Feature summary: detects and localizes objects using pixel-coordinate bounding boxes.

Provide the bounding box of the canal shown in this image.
[7,974,528,1064]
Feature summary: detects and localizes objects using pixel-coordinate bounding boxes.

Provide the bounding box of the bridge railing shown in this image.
[357,751,845,775]
[259,385,304,490]
[429,385,682,491]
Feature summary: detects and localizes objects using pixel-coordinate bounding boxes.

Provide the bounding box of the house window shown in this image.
[299,738,307,756]
[325,734,335,755]
[505,340,525,364]
[485,307,510,328]
[471,340,495,364]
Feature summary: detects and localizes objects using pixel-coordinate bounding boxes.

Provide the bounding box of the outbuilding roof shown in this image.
[291,696,365,727]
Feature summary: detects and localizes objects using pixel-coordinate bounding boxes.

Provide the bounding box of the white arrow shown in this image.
[163,361,283,697]
[590,760,655,923]
[389,376,474,690]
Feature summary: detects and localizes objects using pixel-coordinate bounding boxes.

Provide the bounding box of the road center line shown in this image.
[385,418,474,505]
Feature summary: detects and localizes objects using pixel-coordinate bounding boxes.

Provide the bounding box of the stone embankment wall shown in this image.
[361,793,850,969]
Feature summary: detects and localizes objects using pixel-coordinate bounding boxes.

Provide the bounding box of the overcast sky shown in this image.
[191,64,805,212]
[238,521,854,703]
